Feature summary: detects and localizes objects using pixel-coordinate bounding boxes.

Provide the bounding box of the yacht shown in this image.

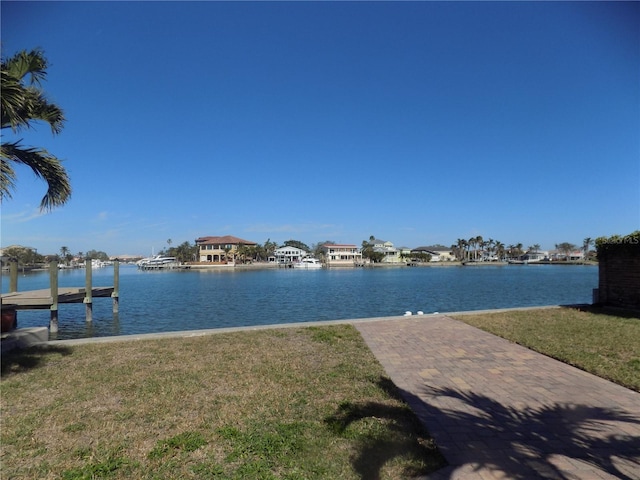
[293,257,323,269]
[137,255,178,269]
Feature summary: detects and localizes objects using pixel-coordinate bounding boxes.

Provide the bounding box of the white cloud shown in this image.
[2,208,46,223]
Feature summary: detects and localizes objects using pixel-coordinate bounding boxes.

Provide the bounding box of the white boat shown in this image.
[137,255,178,269]
[293,257,323,269]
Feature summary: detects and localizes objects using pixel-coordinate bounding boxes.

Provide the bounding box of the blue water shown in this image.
[2,265,598,340]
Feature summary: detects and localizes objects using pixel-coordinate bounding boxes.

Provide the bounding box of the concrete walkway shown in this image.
[355,315,640,480]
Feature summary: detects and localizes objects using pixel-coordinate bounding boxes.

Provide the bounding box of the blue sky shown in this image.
[1,1,638,257]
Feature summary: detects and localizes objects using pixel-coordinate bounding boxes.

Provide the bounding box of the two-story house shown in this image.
[321,244,363,267]
[195,235,257,263]
[370,238,401,263]
[273,246,307,264]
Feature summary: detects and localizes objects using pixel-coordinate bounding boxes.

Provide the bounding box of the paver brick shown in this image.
[355,315,640,480]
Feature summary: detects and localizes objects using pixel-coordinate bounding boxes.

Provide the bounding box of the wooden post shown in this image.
[112,260,120,313]
[9,261,18,292]
[85,259,93,322]
[50,261,59,333]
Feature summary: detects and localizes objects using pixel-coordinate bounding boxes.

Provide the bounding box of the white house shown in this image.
[273,246,307,264]
[549,250,584,261]
[521,250,550,262]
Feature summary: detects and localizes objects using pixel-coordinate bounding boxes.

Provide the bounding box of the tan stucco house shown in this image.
[321,244,363,267]
[195,235,257,263]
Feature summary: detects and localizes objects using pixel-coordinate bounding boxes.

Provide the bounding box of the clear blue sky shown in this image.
[2,1,638,257]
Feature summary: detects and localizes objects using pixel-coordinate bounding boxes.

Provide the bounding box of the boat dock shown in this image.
[1,261,119,333]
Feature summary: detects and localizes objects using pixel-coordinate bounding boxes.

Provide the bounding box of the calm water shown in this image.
[2,264,598,340]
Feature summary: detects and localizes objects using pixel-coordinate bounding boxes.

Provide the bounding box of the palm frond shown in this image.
[1,48,71,210]
[1,49,65,133]
[0,70,28,131]
[0,157,17,201]
[2,48,48,86]
[0,141,71,211]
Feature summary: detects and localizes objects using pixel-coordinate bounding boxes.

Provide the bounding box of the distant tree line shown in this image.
[450,236,595,262]
[0,245,110,267]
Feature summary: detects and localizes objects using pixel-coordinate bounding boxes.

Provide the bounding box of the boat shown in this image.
[137,255,178,269]
[293,257,323,269]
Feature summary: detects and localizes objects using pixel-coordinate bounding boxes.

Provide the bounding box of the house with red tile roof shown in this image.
[195,235,257,263]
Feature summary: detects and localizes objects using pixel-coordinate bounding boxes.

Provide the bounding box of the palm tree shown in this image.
[515,243,524,257]
[475,236,483,261]
[1,49,71,210]
[452,239,467,261]
[486,238,495,260]
[59,246,70,266]
[467,237,476,261]
[583,237,593,260]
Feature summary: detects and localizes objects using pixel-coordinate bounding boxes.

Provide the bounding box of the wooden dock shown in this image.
[2,286,115,309]
[1,260,119,334]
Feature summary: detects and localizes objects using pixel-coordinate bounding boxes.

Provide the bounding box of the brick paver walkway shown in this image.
[355,315,640,480]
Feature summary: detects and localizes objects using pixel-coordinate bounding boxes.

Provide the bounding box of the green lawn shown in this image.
[1,325,445,479]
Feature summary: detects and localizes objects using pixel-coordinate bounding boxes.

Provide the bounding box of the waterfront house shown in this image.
[195,235,257,263]
[321,244,363,267]
[398,246,412,261]
[411,246,456,262]
[549,250,584,262]
[273,246,307,264]
[521,250,550,262]
[370,238,402,263]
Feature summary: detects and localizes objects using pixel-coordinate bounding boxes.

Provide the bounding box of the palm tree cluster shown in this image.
[451,236,595,262]
[451,236,509,262]
[451,236,544,262]
[1,48,71,210]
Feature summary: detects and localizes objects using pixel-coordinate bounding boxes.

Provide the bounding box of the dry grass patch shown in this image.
[1,325,445,479]
[454,307,640,392]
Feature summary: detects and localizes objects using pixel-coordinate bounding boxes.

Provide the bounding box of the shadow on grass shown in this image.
[400,384,640,480]
[325,376,447,480]
[1,345,73,377]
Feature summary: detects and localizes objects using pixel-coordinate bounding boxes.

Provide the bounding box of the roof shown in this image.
[413,246,452,252]
[274,246,306,253]
[322,243,358,248]
[195,235,257,246]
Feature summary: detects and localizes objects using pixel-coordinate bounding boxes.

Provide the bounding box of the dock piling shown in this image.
[9,261,18,292]
[50,261,59,333]
[112,260,120,313]
[85,259,93,322]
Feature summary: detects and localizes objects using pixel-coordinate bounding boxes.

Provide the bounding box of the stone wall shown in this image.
[597,241,640,311]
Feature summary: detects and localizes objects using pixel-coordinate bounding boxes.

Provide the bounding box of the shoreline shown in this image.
[13,304,570,349]
[1,260,599,273]
[185,260,598,270]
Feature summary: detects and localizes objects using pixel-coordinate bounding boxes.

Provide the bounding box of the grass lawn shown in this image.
[1,325,445,480]
[454,306,640,392]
